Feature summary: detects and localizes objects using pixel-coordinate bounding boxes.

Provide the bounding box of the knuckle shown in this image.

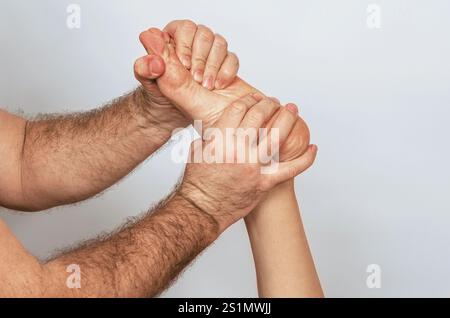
[219,65,236,79]
[180,43,192,54]
[205,62,220,72]
[230,102,247,114]
[242,95,258,105]
[197,25,215,42]
[264,98,279,112]
[193,56,208,66]
[219,54,239,80]
[260,97,274,106]
[279,107,294,120]
[214,34,228,49]
[166,19,180,26]
[249,113,264,125]
[181,19,197,31]
[268,97,279,106]
[218,68,233,79]
[248,108,266,123]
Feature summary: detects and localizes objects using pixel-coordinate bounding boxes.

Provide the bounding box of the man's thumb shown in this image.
[134,55,166,82]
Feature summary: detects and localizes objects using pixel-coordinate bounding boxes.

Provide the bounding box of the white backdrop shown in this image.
[1,0,450,297]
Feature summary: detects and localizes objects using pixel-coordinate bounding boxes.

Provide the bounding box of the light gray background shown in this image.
[1,0,450,297]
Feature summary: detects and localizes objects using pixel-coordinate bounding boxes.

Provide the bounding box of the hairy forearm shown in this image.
[0,192,219,297]
[17,87,181,211]
[245,181,323,298]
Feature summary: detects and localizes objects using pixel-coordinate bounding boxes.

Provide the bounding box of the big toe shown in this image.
[139,28,168,57]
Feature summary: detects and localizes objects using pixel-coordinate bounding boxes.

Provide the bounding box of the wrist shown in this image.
[178,181,231,235]
[175,189,222,241]
[245,180,296,226]
[131,87,189,143]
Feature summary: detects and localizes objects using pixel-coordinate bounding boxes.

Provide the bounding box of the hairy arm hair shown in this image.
[0,189,219,297]
[0,87,186,211]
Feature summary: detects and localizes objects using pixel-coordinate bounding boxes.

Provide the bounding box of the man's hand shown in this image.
[134,20,239,133]
[0,21,239,211]
[135,25,310,163]
[164,20,239,90]
[0,94,316,298]
[178,94,318,233]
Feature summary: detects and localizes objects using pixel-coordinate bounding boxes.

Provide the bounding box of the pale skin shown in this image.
[0,20,319,297]
[246,180,324,298]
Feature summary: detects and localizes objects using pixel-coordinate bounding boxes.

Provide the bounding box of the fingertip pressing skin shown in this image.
[163,20,197,69]
[216,94,259,130]
[271,105,300,143]
[163,21,239,91]
[191,25,215,84]
[165,21,213,86]
[239,98,279,129]
[256,103,300,168]
[202,34,228,90]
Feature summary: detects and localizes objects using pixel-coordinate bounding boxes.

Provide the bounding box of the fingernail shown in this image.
[202,76,214,89]
[150,58,163,76]
[215,80,223,90]
[193,70,203,83]
[286,103,298,114]
[181,55,191,69]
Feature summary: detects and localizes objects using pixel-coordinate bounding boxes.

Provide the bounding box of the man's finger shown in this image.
[215,52,239,90]
[257,103,299,163]
[235,97,279,155]
[191,25,215,84]
[164,20,197,69]
[138,28,222,122]
[215,94,259,131]
[239,97,279,130]
[202,34,228,90]
[134,55,166,82]
[272,104,299,143]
